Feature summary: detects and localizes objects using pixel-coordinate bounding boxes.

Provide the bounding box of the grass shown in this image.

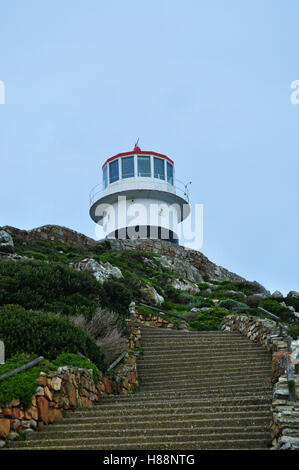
[0,354,57,409]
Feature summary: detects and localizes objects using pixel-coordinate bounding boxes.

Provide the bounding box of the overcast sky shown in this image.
[0,0,298,295]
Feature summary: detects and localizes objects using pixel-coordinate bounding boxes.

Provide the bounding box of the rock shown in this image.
[7,432,19,441]
[50,377,62,391]
[36,396,49,423]
[272,290,284,299]
[35,386,44,396]
[287,291,299,299]
[140,284,164,306]
[246,294,267,308]
[141,257,161,271]
[224,290,247,301]
[157,255,203,283]
[44,386,53,401]
[0,419,10,438]
[9,398,20,407]
[0,230,14,248]
[70,258,123,283]
[201,288,212,295]
[63,382,77,408]
[1,225,96,250]
[247,281,271,296]
[169,278,199,295]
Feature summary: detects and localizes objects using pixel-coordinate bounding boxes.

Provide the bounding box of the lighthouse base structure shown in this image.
[106,225,179,244]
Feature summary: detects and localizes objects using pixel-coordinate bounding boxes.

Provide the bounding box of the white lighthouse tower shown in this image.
[89,144,191,244]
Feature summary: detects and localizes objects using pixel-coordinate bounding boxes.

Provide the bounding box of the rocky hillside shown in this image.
[0,224,299,337]
[1,223,248,283]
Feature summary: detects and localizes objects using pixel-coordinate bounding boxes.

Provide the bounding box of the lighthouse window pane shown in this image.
[109,160,119,184]
[167,162,174,185]
[103,165,108,188]
[154,157,165,180]
[122,156,134,179]
[137,156,151,177]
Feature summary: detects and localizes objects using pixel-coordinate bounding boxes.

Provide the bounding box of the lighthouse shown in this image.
[89,144,191,244]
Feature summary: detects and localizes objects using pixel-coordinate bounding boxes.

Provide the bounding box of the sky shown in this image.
[0,0,298,295]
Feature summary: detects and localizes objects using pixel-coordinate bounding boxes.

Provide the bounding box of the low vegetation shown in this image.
[0,304,108,371]
[0,354,57,408]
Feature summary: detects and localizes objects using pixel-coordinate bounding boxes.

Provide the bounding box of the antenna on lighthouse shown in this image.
[134,138,141,152]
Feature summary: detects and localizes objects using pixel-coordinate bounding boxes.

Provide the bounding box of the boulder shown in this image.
[247,281,271,296]
[70,258,123,284]
[36,396,49,423]
[272,290,284,299]
[140,284,164,306]
[156,255,203,283]
[170,278,200,295]
[0,230,14,252]
[287,291,299,299]
[0,419,10,438]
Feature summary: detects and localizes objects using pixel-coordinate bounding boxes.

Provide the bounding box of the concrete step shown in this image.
[25,424,271,442]
[11,430,272,448]
[122,388,272,400]
[138,377,273,390]
[140,337,254,343]
[141,345,270,354]
[137,363,272,375]
[61,410,271,425]
[74,397,272,413]
[139,351,270,361]
[139,327,235,332]
[138,369,272,382]
[8,438,271,450]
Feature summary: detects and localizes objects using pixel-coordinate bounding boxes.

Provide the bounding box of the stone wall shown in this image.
[221,315,299,450]
[0,366,102,443]
[135,308,189,331]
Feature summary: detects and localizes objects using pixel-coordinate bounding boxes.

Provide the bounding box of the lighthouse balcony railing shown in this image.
[89,177,190,207]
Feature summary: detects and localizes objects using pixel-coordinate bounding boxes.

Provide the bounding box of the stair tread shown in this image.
[8,327,273,451]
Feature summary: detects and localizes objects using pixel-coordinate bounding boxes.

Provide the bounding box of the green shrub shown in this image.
[289,323,299,340]
[260,299,295,323]
[161,301,190,313]
[93,240,111,255]
[188,297,215,309]
[164,285,184,303]
[285,297,299,312]
[100,279,132,316]
[0,245,14,254]
[53,353,102,383]
[218,299,249,311]
[0,304,108,371]
[177,292,196,304]
[189,307,230,331]
[0,354,57,408]
[0,259,103,318]
[197,283,211,290]
[14,238,88,263]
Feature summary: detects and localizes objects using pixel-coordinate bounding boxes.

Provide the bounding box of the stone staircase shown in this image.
[9,326,273,450]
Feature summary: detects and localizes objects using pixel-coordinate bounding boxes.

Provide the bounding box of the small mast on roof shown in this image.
[89,142,191,244]
[133,138,141,153]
